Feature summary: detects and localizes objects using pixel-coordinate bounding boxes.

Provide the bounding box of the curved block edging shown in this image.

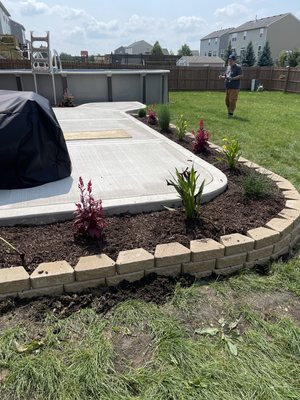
[1,142,300,300]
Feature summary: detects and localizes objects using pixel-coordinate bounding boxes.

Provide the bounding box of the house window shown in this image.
[231,33,237,42]
[243,31,247,40]
[208,39,211,45]
[259,28,264,37]
[215,38,218,44]
[213,51,217,56]
[220,50,224,58]
[208,51,212,57]
[257,45,262,57]
[240,48,245,58]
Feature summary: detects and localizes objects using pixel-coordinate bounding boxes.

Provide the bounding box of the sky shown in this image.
[4,0,300,55]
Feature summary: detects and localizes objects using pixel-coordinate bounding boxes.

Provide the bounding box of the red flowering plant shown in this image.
[193,119,210,153]
[147,104,158,125]
[73,177,106,239]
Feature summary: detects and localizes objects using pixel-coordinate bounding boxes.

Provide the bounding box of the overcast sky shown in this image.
[4,0,300,55]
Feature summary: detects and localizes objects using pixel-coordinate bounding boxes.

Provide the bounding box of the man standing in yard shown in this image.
[219,54,243,118]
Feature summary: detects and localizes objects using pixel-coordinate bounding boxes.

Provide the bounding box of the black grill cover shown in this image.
[0,90,72,189]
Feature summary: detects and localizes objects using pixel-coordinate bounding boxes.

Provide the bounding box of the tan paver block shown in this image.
[154,242,190,267]
[216,253,247,269]
[190,239,224,262]
[266,218,294,237]
[278,208,300,227]
[116,248,154,274]
[286,200,300,211]
[19,285,63,299]
[247,245,274,262]
[214,264,243,276]
[267,173,286,183]
[242,160,261,169]
[75,254,115,281]
[247,227,280,249]
[106,271,144,286]
[64,278,105,293]
[281,190,300,200]
[272,247,290,260]
[254,166,273,175]
[0,267,30,294]
[220,233,254,256]
[30,261,74,289]
[273,234,291,254]
[275,181,296,191]
[145,264,181,278]
[182,259,215,275]
[245,257,271,269]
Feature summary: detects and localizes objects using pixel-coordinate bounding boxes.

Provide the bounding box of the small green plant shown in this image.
[166,165,205,219]
[242,171,273,199]
[138,108,147,118]
[158,105,170,130]
[217,137,241,170]
[176,114,187,141]
[195,317,241,356]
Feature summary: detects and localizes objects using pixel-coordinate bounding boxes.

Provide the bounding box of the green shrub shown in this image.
[176,114,187,141]
[242,171,273,199]
[158,105,170,130]
[166,165,205,219]
[138,108,147,118]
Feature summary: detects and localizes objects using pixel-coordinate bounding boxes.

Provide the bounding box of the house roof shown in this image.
[9,19,25,31]
[201,27,235,40]
[0,1,10,16]
[231,13,291,32]
[178,56,224,64]
[127,40,153,49]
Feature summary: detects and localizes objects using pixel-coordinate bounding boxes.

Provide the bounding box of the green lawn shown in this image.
[1,91,300,400]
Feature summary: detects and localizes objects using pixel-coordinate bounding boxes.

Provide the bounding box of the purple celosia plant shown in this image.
[73,177,106,239]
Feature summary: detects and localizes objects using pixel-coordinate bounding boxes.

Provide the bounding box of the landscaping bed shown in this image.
[0,122,285,274]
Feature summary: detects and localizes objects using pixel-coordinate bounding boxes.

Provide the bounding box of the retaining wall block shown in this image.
[245,257,271,269]
[281,190,300,200]
[216,253,247,269]
[265,218,294,237]
[74,254,115,281]
[275,181,296,191]
[116,248,154,274]
[286,200,300,211]
[30,260,74,289]
[106,271,144,286]
[278,208,300,227]
[182,259,215,275]
[214,264,243,276]
[0,266,30,294]
[220,233,255,256]
[273,234,292,255]
[247,227,280,249]
[154,242,190,267]
[247,245,274,262]
[145,264,181,278]
[19,285,64,299]
[190,238,224,262]
[64,278,106,294]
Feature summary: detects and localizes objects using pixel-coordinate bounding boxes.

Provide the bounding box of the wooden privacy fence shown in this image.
[1,59,300,93]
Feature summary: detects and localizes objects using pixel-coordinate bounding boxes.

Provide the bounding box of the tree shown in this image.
[287,49,300,67]
[242,41,256,66]
[59,52,73,61]
[151,41,163,56]
[257,41,273,66]
[278,50,288,67]
[178,44,192,56]
[224,41,232,63]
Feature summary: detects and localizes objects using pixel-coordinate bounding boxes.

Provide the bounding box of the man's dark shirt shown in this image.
[225,64,242,89]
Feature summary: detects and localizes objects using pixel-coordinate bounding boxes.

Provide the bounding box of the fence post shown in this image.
[284,67,290,93]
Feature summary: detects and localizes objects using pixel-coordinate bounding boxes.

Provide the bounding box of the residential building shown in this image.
[0,1,11,35]
[229,13,300,61]
[177,55,224,68]
[9,19,25,47]
[114,46,126,54]
[200,27,234,58]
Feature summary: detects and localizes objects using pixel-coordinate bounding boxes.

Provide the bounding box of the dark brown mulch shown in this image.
[0,120,285,274]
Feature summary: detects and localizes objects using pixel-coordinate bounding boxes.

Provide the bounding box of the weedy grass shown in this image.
[1,91,300,399]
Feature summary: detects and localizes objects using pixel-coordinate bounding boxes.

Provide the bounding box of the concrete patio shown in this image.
[0,102,227,225]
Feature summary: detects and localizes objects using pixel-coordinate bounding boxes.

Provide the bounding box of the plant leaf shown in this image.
[218,317,225,327]
[163,206,176,212]
[228,319,240,331]
[195,327,219,336]
[225,338,238,356]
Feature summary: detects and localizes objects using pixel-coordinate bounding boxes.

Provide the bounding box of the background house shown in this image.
[177,55,224,67]
[0,1,11,35]
[200,27,234,58]
[229,13,300,61]
[9,20,26,47]
[125,40,153,55]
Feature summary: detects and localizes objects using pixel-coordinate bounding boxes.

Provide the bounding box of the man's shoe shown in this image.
[228,112,234,118]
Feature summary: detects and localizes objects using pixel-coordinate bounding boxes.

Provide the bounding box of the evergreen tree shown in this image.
[242,41,256,66]
[151,41,163,56]
[224,41,232,63]
[257,41,273,66]
[178,44,192,56]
